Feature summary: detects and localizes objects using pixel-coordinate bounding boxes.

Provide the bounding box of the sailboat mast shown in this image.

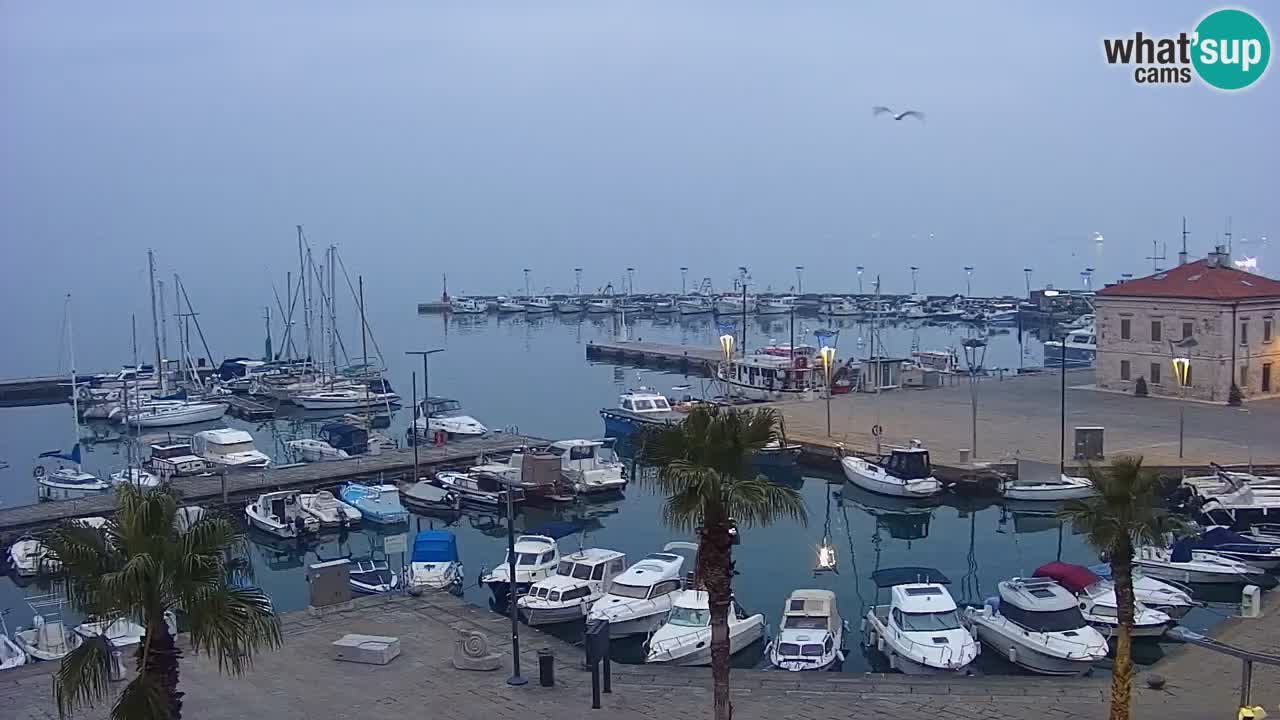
[329,246,338,373]
[359,275,369,421]
[158,279,169,388]
[148,249,166,394]
[66,294,80,464]
[297,225,312,368]
[131,314,138,369]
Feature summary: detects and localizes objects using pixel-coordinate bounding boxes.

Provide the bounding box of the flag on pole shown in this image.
[39,443,81,464]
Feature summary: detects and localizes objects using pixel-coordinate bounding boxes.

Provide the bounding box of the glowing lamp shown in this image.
[1172,357,1191,387]
[719,334,735,362]
[814,539,838,574]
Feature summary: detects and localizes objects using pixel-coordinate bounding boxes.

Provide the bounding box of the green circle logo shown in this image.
[1193,9,1270,90]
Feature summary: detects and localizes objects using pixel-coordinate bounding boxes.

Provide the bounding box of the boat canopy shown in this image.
[412,531,460,563]
[1195,527,1279,553]
[1033,562,1102,593]
[881,449,931,480]
[1169,537,1196,563]
[871,566,950,588]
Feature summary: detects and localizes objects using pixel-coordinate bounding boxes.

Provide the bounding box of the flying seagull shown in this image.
[872,106,925,122]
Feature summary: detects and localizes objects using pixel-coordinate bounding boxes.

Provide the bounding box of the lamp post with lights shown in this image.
[820,345,837,436]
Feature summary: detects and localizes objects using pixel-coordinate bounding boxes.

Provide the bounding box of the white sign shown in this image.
[383,533,408,555]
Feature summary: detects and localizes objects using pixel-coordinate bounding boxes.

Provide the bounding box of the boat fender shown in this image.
[1008,646,1017,664]
[450,492,462,511]
[876,634,886,653]
[888,651,897,670]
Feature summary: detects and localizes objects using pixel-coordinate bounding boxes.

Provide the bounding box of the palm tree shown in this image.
[39,484,281,720]
[1059,456,1184,720]
[640,405,807,720]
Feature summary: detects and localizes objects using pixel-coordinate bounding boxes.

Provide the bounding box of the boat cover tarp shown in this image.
[412,531,459,563]
[1033,561,1102,593]
[1170,537,1195,563]
[1196,527,1280,552]
[870,566,950,588]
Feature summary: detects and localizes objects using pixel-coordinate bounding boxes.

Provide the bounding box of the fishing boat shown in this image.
[715,295,757,315]
[718,352,825,401]
[646,590,766,666]
[586,298,616,314]
[767,589,848,672]
[349,560,399,594]
[587,543,695,637]
[554,298,584,313]
[191,428,271,469]
[0,613,26,670]
[481,533,562,608]
[294,387,400,410]
[298,491,362,528]
[818,299,860,317]
[407,531,464,591]
[399,480,463,513]
[548,439,627,495]
[652,297,678,314]
[962,577,1108,676]
[523,297,554,314]
[862,567,979,675]
[757,296,797,316]
[35,444,111,501]
[146,441,213,478]
[118,399,229,428]
[434,470,525,507]
[517,548,628,626]
[414,397,488,438]
[1043,326,1096,368]
[496,297,524,313]
[1033,562,1180,637]
[244,491,319,538]
[109,467,161,489]
[285,438,349,462]
[1133,542,1268,585]
[676,296,713,315]
[449,297,488,314]
[14,596,81,662]
[841,446,943,498]
[338,483,409,524]
[599,388,683,438]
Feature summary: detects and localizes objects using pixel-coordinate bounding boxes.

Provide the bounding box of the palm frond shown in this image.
[722,476,808,528]
[1059,455,1179,555]
[52,634,114,718]
[184,586,282,674]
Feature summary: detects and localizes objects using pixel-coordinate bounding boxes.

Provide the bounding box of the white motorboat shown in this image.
[862,567,980,675]
[286,438,349,462]
[435,470,525,507]
[1133,543,1266,584]
[349,560,399,594]
[414,397,488,437]
[192,428,271,469]
[481,534,561,607]
[119,400,228,428]
[407,530,464,591]
[36,461,111,501]
[15,615,81,661]
[449,297,488,314]
[244,491,319,539]
[293,387,400,411]
[841,446,943,498]
[74,617,147,648]
[587,543,694,637]
[518,548,628,626]
[767,589,847,672]
[1001,466,1095,502]
[548,439,627,495]
[146,441,213,478]
[586,298,616,314]
[110,467,161,489]
[715,295,757,315]
[1035,562,1189,633]
[0,613,26,670]
[7,536,49,577]
[298,490,362,527]
[338,483,409,524]
[496,297,524,313]
[554,299,584,313]
[1083,563,1195,619]
[962,578,1108,675]
[1187,469,1280,524]
[523,297,554,314]
[651,297,678,314]
[1043,326,1096,368]
[646,590,766,666]
[399,480,463,513]
[676,297,713,315]
[819,299,860,317]
[757,296,797,315]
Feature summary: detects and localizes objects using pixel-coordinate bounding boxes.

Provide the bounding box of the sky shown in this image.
[1,2,1277,371]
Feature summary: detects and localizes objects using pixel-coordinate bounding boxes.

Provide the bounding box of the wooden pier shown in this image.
[585,340,722,376]
[225,395,275,421]
[0,432,541,535]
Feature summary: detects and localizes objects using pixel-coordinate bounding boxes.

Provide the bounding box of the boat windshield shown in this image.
[608,582,650,600]
[516,553,542,566]
[782,616,828,630]
[1001,604,1087,633]
[556,561,575,576]
[571,563,593,580]
[900,609,962,632]
[668,606,710,627]
[211,441,256,455]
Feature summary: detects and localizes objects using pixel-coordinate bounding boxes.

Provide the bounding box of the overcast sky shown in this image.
[2,2,1276,350]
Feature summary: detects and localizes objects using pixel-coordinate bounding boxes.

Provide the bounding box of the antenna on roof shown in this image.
[1146,241,1167,272]
[1225,216,1233,257]
[1178,217,1189,266]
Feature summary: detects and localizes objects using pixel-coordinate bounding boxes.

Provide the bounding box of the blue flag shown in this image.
[39,443,81,464]
[814,328,839,346]
[717,321,736,334]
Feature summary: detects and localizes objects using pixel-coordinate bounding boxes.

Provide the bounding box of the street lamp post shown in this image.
[680,267,688,295]
[574,267,583,296]
[1042,290,1066,473]
[961,338,987,460]
[406,349,444,453]
[910,266,919,295]
[719,333,735,401]
[1023,268,1033,298]
[796,265,804,295]
[963,266,974,298]
[504,477,526,686]
[856,266,864,295]
[820,346,837,436]
[1169,338,1196,460]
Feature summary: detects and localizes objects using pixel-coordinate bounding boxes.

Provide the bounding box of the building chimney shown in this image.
[1206,245,1231,268]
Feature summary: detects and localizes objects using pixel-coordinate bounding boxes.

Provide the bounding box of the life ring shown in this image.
[794,356,808,369]
[33,466,46,478]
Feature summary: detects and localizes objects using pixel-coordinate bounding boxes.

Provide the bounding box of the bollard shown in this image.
[537,648,555,687]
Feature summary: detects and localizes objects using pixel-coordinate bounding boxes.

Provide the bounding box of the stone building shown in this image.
[1094,248,1280,403]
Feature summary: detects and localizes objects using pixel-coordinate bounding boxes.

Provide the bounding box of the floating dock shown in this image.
[585,340,722,376]
[225,395,275,421]
[0,432,541,534]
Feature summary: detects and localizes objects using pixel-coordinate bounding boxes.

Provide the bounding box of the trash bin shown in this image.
[537,648,555,687]
[109,650,124,682]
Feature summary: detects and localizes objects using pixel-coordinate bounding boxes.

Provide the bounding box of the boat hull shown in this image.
[132,403,228,427]
[520,603,590,626]
[647,620,765,666]
[1133,562,1256,585]
[594,612,668,638]
[1002,484,1095,502]
[37,480,111,501]
[841,460,940,498]
[969,623,1097,676]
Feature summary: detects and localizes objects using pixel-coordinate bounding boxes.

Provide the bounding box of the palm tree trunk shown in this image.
[138,620,184,719]
[700,522,734,720]
[1108,546,1135,720]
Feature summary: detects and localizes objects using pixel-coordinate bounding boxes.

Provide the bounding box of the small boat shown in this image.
[399,480,462,513]
[407,530,464,591]
[36,458,111,501]
[1186,468,1280,525]
[962,577,1108,676]
[1080,563,1195,620]
[339,483,409,524]
[298,490,362,528]
[293,386,400,411]
[1043,326,1096,368]
[818,299,860,317]
[1001,474,1094,502]
[767,589,848,672]
[244,491,319,539]
[146,441,213,478]
[757,296,797,316]
[586,298,616,314]
[73,617,147,648]
[1063,313,1095,331]
[449,297,488,314]
[349,560,399,594]
[715,295,757,315]
[862,567,979,675]
[518,548,628,626]
[841,446,943,498]
[646,590,766,666]
[651,297,678,314]
[434,470,524,507]
[1133,542,1268,585]
[109,467,161,489]
[481,534,562,608]
[523,297,554,314]
[676,297,713,315]
[496,298,524,313]
[548,439,627,495]
[599,388,683,439]
[754,439,804,468]
[286,438,349,462]
[7,536,49,577]
[414,397,488,438]
[1033,563,1176,637]
[14,615,81,661]
[587,543,695,637]
[119,399,229,428]
[192,428,271,469]
[0,613,26,670]
[1181,527,1280,571]
[554,299,584,313]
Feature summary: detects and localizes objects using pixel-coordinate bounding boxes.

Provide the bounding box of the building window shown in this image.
[1120,360,1131,381]
[1150,363,1161,384]
[1182,321,1194,340]
[1241,321,1249,346]
[1265,318,1273,343]
[1264,363,1273,393]
[1150,320,1162,342]
[1121,318,1131,340]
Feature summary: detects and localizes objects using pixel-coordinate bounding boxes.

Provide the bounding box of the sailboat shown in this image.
[37,296,111,501]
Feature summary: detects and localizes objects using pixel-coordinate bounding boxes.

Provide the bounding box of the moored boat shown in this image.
[841,446,942,499]
[962,577,1108,675]
[767,589,847,672]
[646,590,765,666]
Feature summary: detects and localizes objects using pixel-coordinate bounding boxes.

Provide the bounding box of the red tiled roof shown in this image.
[1098,259,1280,301]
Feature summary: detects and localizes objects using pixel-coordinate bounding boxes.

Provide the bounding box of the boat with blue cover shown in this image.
[408,530,464,591]
[339,483,409,524]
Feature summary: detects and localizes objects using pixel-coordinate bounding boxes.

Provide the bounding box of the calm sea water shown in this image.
[0,313,1217,673]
